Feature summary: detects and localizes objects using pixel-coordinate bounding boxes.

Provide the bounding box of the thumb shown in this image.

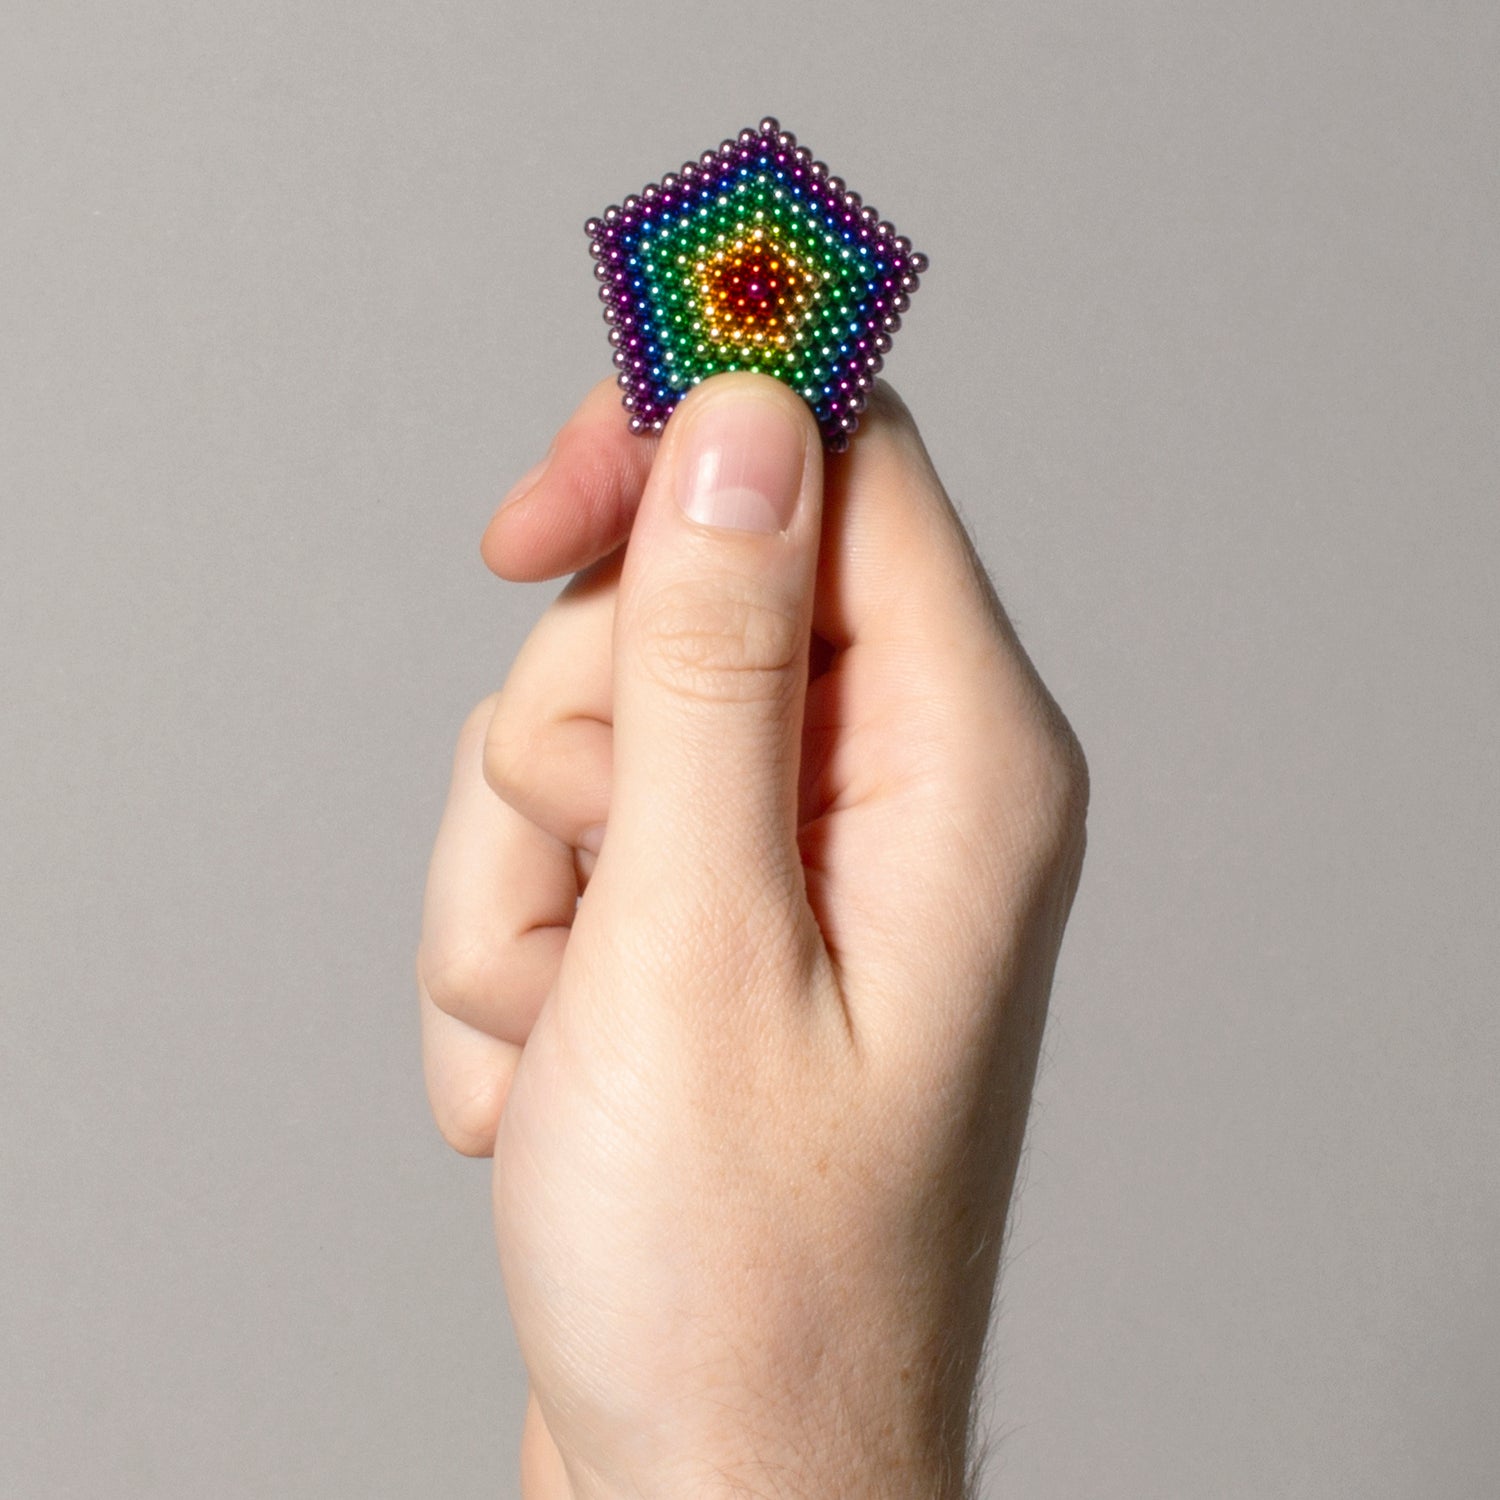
[602,372,823,927]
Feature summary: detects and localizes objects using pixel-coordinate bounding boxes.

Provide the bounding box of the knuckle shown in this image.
[481,707,531,805]
[418,934,501,1022]
[1057,721,1091,832]
[431,1078,502,1157]
[1010,712,1091,870]
[457,693,501,761]
[633,584,802,708]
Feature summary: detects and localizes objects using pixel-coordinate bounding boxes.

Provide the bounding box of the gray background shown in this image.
[3,2,1496,1496]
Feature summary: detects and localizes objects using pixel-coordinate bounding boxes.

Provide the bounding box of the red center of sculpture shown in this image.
[699,232,818,349]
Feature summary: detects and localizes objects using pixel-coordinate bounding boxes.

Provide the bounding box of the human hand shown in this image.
[417,373,1088,1500]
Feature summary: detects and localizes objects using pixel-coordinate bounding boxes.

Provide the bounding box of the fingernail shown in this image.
[577,822,606,855]
[676,394,806,534]
[500,455,550,510]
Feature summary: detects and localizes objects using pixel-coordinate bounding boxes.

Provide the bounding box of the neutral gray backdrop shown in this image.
[3,2,1496,1496]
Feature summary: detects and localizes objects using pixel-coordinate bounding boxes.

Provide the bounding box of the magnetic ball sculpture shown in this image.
[586,117,927,451]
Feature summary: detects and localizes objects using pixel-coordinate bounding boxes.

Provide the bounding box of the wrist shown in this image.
[574,1460,967,1500]
[557,1395,973,1500]
[523,1273,986,1500]
[577,1468,967,1500]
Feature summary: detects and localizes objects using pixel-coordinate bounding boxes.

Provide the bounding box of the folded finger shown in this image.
[483,554,618,852]
[418,976,520,1158]
[417,697,577,1045]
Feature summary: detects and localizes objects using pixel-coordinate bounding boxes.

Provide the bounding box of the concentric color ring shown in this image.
[586,118,928,451]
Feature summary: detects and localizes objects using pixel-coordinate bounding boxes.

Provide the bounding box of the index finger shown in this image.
[481,378,657,581]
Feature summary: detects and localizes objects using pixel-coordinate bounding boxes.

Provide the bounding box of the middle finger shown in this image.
[482,551,620,853]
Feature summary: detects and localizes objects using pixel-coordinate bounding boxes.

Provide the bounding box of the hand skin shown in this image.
[416,373,1088,1500]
